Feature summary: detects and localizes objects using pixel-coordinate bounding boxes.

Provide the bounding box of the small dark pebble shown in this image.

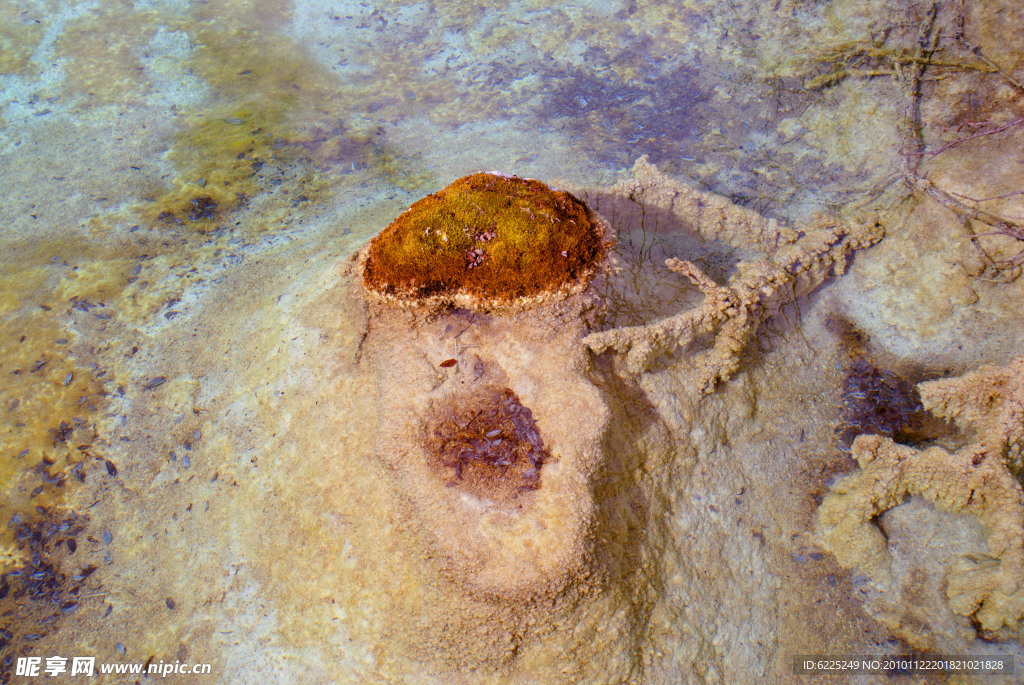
[7,398,19,411]
[143,376,166,390]
[439,359,457,368]
[115,642,126,654]
[55,338,67,344]
[102,527,112,545]
[103,604,112,618]
[66,538,77,553]
[105,460,117,477]
[55,421,73,442]
[188,195,217,220]
[40,304,52,311]
[30,485,44,497]
[165,597,176,610]
[64,372,73,386]
[182,454,191,468]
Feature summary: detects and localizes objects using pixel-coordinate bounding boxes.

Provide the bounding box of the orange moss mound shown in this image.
[361,173,605,309]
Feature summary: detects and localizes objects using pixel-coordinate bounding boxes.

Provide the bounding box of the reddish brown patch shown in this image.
[424,387,549,503]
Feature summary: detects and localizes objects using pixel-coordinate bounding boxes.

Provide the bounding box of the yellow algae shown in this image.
[186,26,330,101]
[0,254,116,499]
[149,106,300,230]
[0,6,45,76]
[52,3,454,223]
[0,267,53,316]
[56,6,163,104]
[368,146,436,192]
[52,6,359,232]
[52,258,135,306]
[0,238,123,587]
[190,0,294,33]
[143,26,349,231]
[0,313,110,501]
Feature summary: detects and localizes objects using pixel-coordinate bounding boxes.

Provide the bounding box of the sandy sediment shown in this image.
[354,291,608,601]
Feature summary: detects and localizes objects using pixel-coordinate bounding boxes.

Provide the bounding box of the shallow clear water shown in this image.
[2,0,1024,682]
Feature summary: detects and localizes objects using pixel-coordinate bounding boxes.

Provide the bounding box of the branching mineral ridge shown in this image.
[582,157,884,390]
[817,357,1024,634]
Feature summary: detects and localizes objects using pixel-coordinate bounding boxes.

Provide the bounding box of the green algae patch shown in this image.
[360,173,607,310]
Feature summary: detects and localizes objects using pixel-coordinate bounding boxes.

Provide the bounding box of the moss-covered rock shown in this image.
[360,172,606,310]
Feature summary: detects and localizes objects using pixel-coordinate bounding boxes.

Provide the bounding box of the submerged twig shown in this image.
[898,1,1024,279]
